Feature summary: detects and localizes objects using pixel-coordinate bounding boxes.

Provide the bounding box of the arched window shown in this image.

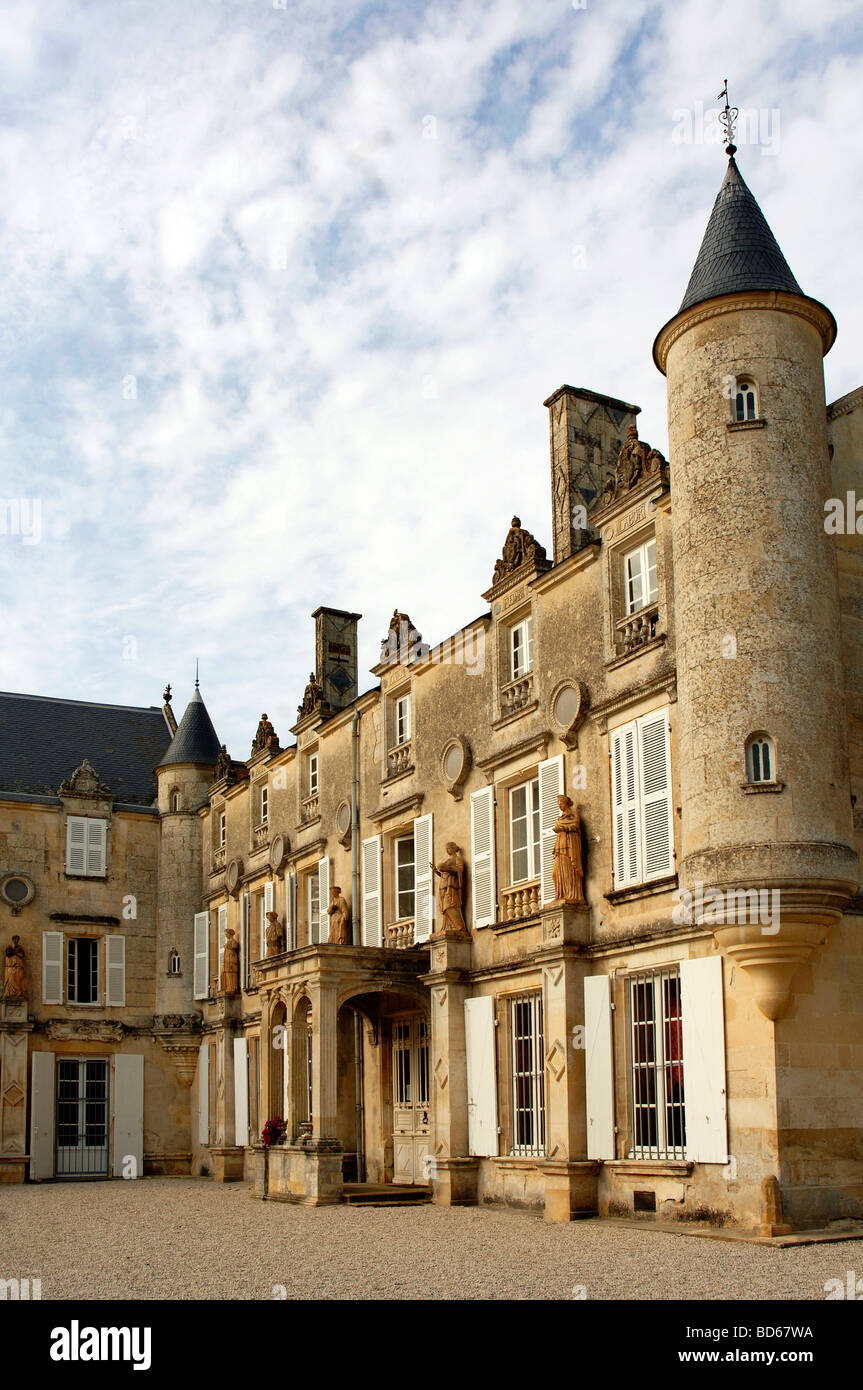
[746,734,775,785]
[169,949,181,975]
[735,379,758,422]
[170,789,181,813]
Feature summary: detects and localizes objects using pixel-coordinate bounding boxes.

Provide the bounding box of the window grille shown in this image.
[628,968,686,1159]
[510,993,545,1157]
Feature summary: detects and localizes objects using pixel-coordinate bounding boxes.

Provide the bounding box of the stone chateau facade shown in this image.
[1,150,862,1234]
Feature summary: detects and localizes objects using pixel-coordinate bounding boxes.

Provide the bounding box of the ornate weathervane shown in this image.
[718,78,738,157]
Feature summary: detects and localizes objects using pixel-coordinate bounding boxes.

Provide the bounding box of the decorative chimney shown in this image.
[312,607,361,712]
[543,386,640,562]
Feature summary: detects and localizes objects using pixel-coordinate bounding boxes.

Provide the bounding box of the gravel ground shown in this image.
[1,1177,859,1300]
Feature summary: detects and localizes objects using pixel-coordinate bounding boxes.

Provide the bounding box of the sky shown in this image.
[1,0,862,755]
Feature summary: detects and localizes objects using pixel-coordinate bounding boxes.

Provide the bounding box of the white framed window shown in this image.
[169,949,181,976]
[623,539,658,616]
[395,693,411,746]
[746,735,775,785]
[170,790,181,813]
[307,872,320,944]
[610,709,673,889]
[67,938,99,1005]
[510,616,534,680]
[309,753,319,797]
[260,784,269,824]
[394,834,415,920]
[509,778,540,883]
[219,812,226,848]
[735,379,757,421]
[510,993,545,1157]
[65,817,107,877]
[628,967,686,1160]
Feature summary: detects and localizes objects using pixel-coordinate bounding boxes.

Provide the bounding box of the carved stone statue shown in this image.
[3,935,26,1000]
[327,887,351,945]
[214,744,232,780]
[251,713,279,756]
[220,928,240,995]
[431,844,469,938]
[381,610,422,663]
[265,911,285,957]
[551,795,586,906]
[492,517,549,587]
[599,425,668,508]
[297,671,324,718]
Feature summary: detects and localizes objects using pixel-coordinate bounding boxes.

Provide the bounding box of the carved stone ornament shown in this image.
[492,517,549,588]
[0,873,35,915]
[549,681,588,748]
[58,758,112,799]
[269,833,290,874]
[598,425,668,509]
[44,1019,126,1042]
[225,858,244,897]
[214,745,232,780]
[440,737,472,800]
[335,801,352,848]
[152,1013,202,1033]
[251,713,280,757]
[297,671,325,719]
[380,610,426,666]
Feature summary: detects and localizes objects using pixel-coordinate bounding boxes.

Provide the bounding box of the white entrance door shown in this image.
[392,1015,430,1185]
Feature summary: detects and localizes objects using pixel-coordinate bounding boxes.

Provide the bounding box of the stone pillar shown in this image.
[536,906,599,1221]
[0,1000,33,1184]
[203,995,244,1181]
[277,979,343,1206]
[422,935,478,1206]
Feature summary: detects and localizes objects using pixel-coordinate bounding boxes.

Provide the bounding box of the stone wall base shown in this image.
[262,1140,344,1205]
[207,1146,246,1182]
[537,1160,601,1222]
[432,1157,480,1207]
[0,1156,27,1184]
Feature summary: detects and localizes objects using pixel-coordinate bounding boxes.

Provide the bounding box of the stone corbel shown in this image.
[712,892,845,1020]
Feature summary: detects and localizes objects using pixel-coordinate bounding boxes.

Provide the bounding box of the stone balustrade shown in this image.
[386,920,415,949]
[615,602,660,655]
[500,673,534,716]
[500,879,541,923]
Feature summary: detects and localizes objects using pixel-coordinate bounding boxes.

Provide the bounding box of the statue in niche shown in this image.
[551,795,586,906]
[265,911,285,957]
[3,935,26,1000]
[220,928,240,994]
[430,844,469,938]
[327,887,351,945]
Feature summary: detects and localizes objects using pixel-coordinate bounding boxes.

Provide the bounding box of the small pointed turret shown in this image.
[156,685,220,769]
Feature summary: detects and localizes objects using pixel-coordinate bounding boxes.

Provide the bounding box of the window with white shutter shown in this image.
[233,1037,249,1147]
[217,904,228,986]
[42,930,64,1004]
[241,893,250,988]
[413,813,434,941]
[65,816,107,876]
[584,975,615,1160]
[193,911,210,1001]
[66,817,86,875]
[538,754,564,905]
[465,996,498,1156]
[679,956,728,1163]
[610,709,673,889]
[361,835,382,946]
[317,857,330,943]
[470,786,496,928]
[105,935,126,1007]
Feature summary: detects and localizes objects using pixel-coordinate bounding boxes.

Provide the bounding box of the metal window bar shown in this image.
[628,968,686,1159]
[510,993,546,1157]
[56,1058,110,1176]
[393,1020,411,1104]
[416,1019,429,1107]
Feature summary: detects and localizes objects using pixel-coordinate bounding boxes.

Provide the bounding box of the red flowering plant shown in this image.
[261,1116,287,1149]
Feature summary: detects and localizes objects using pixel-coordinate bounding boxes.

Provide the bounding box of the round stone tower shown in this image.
[653,152,858,1018]
[154,681,221,1015]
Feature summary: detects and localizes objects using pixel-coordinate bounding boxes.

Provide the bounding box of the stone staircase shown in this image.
[342,1183,432,1207]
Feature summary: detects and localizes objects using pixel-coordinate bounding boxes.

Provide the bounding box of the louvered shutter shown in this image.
[538,754,565,905]
[413,813,434,941]
[86,818,107,876]
[112,1054,143,1176]
[193,911,209,1000]
[217,903,228,985]
[584,975,615,1160]
[241,892,250,987]
[30,1052,56,1180]
[470,786,496,928]
[105,935,126,1007]
[233,1037,249,1147]
[639,710,673,881]
[286,871,297,951]
[680,957,728,1162]
[66,817,86,875]
[465,996,498,1156]
[317,857,330,944]
[198,1044,209,1145]
[42,931,64,1004]
[361,835,382,946]
[611,723,640,888]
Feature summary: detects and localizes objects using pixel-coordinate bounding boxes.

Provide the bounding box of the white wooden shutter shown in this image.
[638,710,673,881]
[361,835,382,946]
[105,935,126,1007]
[611,722,640,889]
[193,911,209,1000]
[317,857,330,944]
[66,817,86,874]
[86,818,107,876]
[413,813,434,941]
[286,871,297,951]
[198,1044,209,1145]
[584,975,615,1160]
[233,1037,249,1147]
[538,754,565,905]
[241,892,250,987]
[470,786,496,928]
[465,996,498,1156]
[29,1052,56,1180]
[263,881,274,956]
[680,956,728,1162]
[217,903,228,984]
[112,1054,143,1177]
[42,930,64,1004]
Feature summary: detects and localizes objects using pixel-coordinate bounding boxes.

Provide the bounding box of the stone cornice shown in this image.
[587,670,677,728]
[653,290,837,374]
[529,543,601,595]
[827,385,863,421]
[368,792,425,825]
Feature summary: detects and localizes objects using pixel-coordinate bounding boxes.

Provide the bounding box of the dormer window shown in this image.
[735,380,757,421]
[623,539,658,616]
[746,734,775,785]
[510,616,534,680]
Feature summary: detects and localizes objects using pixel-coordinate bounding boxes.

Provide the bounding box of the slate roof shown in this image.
[157,687,221,768]
[0,692,173,804]
[679,157,803,312]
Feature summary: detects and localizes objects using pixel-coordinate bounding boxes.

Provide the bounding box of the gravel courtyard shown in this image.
[2,1177,859,1301]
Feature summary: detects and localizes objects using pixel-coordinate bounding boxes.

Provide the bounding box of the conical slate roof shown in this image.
[157,686,220,768]
[679,157,803,312]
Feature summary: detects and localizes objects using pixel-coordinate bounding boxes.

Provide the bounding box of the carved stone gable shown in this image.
[57,759,111,799]
[597,425,668,509]
[251,714,280,757]
[492,517,549,588]
[297,672,325,719]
